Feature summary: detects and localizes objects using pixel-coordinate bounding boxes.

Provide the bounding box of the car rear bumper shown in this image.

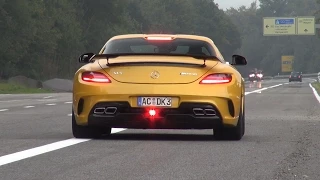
[289,77,301,81]
[77,102,238,129]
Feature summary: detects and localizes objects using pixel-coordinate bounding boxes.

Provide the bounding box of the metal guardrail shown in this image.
[244,73,319,82]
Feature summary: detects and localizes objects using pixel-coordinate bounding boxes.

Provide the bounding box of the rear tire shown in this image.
[72,110,111,138]
[214,99,245,140]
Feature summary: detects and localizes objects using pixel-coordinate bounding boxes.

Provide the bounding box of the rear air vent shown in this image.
[77,98,84,115]
[227,100,235,117]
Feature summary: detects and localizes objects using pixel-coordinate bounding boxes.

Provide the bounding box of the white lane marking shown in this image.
[37,99,57,102]
[0,139,90,166]
[0,128,126,167]
[64,102,72,104]
[67,113,72,116]
[45,103,56,106]
[0,84,285,167]
[24,106,35,109]
[0,109,9,112]
[245,83,283,95]
[0,100,22,103]
[43,96,53,99]
[309,83,320,103]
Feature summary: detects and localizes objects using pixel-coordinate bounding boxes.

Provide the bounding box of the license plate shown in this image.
[137,97,172,107]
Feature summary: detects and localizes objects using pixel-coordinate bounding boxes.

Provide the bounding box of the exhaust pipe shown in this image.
[193,108,205,115]
[105,107,117,114]
[204,109,216,116]
[94,107,106,114]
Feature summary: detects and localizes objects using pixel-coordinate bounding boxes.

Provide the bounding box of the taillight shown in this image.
[81,71,111,83]
[200,73,232,84]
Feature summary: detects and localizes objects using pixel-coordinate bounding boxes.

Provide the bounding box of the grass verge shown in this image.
[0,82,52,94]
[311,82,320,94]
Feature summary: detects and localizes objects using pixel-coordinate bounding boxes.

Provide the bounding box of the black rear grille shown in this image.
[90,102,221,118]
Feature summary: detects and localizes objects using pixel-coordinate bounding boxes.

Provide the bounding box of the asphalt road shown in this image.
[0,78,319,180]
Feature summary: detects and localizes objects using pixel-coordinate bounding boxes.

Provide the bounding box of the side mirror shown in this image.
[231,55,247,65]
[79,53,95,63]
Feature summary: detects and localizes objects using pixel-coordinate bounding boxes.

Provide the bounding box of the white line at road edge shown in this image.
[0,83,284,167]
[0,128,125,166]
[0,109,8,112]
[309,83,320,103]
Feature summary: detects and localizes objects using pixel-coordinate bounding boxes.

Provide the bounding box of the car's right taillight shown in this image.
[81,71,111,83]
[200,73,232,84]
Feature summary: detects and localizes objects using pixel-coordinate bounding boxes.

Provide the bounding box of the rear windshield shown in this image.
[102,38,217,57]
[291,72,301,75]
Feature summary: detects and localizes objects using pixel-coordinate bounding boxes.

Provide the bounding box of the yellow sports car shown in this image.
[72,34,247,140]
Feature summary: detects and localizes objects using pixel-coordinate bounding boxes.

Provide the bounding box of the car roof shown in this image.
[107,34,215,44]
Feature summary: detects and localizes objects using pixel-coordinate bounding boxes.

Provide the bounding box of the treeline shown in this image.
[226,0,320,76]
[0,0,241,80]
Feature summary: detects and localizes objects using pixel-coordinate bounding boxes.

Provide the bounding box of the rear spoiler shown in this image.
[81,53,220,67]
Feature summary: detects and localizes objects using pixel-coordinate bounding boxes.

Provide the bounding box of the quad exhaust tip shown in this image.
[192,108,216,116]
[93,107,117,115]
[105,107,117,114]
[93,107,106,114]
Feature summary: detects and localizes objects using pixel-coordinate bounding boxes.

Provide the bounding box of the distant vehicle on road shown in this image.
[248,70,256,82]
[248,69,263,82]
[289,72,302,82]
[256,70,263,81]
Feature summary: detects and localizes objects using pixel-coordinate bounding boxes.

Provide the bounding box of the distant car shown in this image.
[248,72,256,82]
[289,72,302,82]
[256,72,263,81]
[72,34,247,140]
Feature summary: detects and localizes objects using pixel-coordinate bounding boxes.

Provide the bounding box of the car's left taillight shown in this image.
[199,73,232,84]
[81,71,111,83]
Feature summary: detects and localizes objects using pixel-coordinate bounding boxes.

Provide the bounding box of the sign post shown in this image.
[263,16,318,36]
[281,56,294,72]
[263,17,296,36]
[297,16,315,35]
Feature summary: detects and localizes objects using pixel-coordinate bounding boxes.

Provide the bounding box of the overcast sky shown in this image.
[214,0,259,10]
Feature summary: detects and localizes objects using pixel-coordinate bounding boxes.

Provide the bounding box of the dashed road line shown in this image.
[0,109,9,112]
[43,96,53,99]
[245,83,283,95]
[64,102,72,104]
[67,113,72,116]
[24,106,35,109]
[45,103,56,106]
[0,129,126,167]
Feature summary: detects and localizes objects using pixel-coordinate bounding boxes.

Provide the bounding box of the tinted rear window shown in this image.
[102,38,217,56]
[291,72,301,75]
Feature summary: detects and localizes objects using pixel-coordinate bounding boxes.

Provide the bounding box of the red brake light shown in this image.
[81,72,111,83]
[200,73,232,84]
[146,36,173,41]
[149,109,156,116]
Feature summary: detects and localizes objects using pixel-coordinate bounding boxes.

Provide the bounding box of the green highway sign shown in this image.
[263,16,317,36]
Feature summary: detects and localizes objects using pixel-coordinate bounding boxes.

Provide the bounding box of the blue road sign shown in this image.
[275,19,294,25]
